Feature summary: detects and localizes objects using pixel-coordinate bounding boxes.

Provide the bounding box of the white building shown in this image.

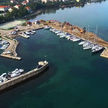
[14,5,21,9]
[8,7,13,12]
[10,0,15,3]
[22,0,30,5]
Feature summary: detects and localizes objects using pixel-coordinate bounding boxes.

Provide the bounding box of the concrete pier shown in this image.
[0,61,48,91]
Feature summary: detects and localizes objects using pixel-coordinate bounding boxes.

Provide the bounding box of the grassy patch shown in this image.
[0,20,26,30]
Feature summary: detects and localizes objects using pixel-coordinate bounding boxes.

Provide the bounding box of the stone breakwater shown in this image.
[0,61,48,91]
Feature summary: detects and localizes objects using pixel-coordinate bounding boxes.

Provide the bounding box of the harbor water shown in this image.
[0,1,108,108]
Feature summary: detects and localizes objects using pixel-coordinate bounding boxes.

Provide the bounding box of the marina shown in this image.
[0,26,108,108]
[0,1,108,108]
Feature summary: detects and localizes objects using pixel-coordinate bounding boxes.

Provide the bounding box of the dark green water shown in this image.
[1,1,108,108]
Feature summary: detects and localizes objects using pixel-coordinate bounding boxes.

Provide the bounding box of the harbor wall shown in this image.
[0,64,48,91]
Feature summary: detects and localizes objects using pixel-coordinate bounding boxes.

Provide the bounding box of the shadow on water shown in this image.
[0,67,49,95]
[0,62,57,108]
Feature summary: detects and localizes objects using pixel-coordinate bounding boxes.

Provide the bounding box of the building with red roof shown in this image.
[14,5,21,9]
[22,0,30,5]
[25,6,31,12]
[0,6,9,12]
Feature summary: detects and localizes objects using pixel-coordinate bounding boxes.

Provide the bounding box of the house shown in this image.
[26,21,32,26]
[41,0,48,3]
[14,5,21,9]
[0,6,9,12]
[22,0,30,5]
[25,6,32,12]
[10,0,15,3]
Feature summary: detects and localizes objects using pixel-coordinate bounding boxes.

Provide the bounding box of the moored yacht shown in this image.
[83,44,93,50]
[79,41,86,45]
[44,26,50,30]
[92,46,104,53]
[8,68,24,78]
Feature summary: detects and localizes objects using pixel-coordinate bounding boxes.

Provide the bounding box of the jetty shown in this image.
[0,61,48,91]
[39,20,108,58]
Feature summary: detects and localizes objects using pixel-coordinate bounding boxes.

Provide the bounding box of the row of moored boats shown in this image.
[19,29,36,38]
[0,68,24,84]
[0,60,48,84]
[44,26,104,53]
[0,40,9,50]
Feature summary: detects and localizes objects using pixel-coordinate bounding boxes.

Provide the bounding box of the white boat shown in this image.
[28,31,34,35]
[0,73,7,77]
[79,41,86,45]
[83,42,90,47]
[72,37,80,42]
[0,77,3,83]
[32,30,36,33]
[91,44,99,50]
[0,40,8,45]
[44,26,50,29]
[57,32,64,36]
[8,68,24,78]
[0,73,8,83]
[60,34,66,38]
[83,44,92,50]
[66,36,71,40]
[0,44,9,50]
[65,34,71,38]
[50,28,56,32]
[92,46,104,53]
[54,31,61,34]
[20,33,30,38]
[25,31,31,35]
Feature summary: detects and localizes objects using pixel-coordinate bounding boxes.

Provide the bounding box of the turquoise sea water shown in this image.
[0,1,108,108]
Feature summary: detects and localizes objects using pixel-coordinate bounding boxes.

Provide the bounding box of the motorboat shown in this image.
[83,41,90,47]
[91,44,99,50]
[83,44,93,50]
[0,44,9,50]
[25,31,31,35]
[71,36,80,42]
[54,30,61,34]
[0,73,8,83]
[44,26,50,30]
[59,34,66,38]
[79,41,86,45]
[92,46,104,53]
[8,68,24,78]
